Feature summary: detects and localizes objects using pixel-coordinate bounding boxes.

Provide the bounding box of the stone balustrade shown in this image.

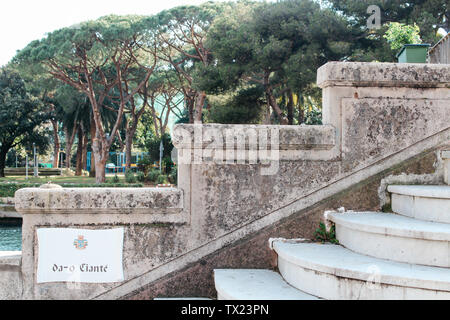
[4,61,449,300]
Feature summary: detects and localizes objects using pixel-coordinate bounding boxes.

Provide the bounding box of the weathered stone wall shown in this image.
[125,148,441,299]
[10,62,450,300]
[0,252,22,300]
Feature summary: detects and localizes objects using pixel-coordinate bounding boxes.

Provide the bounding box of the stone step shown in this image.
[388,185,450,223]
[214,269,318,300]
[273,241,450,300]
[154,297,212,300]
[329,212,450,267]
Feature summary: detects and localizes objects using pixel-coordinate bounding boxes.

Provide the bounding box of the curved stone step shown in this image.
[214,269,318,300]
[273,241,450,300]
[154,297,212,300]
[329,212,450,267]
[388,185,450,223]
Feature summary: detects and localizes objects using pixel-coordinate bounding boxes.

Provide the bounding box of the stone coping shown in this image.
[14,187,183,215]
[388,185,450,199]
[273,242,450,292]
[0,197,15,205]
[214,269,318,300]
[329,212,450,241]
[0,252,21,267]
[317,61,450,88]
[172,124,336,150]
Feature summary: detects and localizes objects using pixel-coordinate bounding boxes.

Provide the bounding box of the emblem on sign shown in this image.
[74,235,88,250]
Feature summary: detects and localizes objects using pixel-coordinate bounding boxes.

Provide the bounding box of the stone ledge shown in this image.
[317,61,450,88]
[14,187,183,215]
[0,197,15,204]
[0,252,21,267]
[387,185,450,199]
[172,124,336,150]
[330,212,450,241]
[0,203,21,219]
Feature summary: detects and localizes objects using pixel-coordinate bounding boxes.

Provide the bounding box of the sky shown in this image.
[0,0,217,67]
[1,1,447,67]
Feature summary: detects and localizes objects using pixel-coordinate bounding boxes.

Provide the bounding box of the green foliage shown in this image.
[146,133,174,163]
[168,165,178,185]
[326,0,447,62]
[302,94,323,125]
[314,222,339,244]
[135,112,157,150]
[137,155,154,176]
[0,183,40,197]
[157,174,169,185]
[207,86,265,124]
[384,22,422,51]
[125,170,136,184]
[147,169,160,183]
[110,174,120,184]
[196,0,352,124]
[161,156,174,175]
[0,68,50,176]
[136,171,145,183]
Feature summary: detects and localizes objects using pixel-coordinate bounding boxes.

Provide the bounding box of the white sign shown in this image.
[36,228,124,284]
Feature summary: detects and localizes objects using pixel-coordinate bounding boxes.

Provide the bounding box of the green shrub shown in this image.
[136,171,145,183]
[137,155,154,176]
[157,174,169,185]
[162,156,174,174]
[112,175,120,183]
[146,133,174,164]
[168,165,177,185]
[0,183,41,197]
[147,169,160,183]
[106,175,120,184]
[125,170,136,183]
[383,22,422,51]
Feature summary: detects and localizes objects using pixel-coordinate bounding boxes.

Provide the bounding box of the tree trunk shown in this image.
[82,134,88,172]
[193,91,206,123]
[263,74,288,125]
[75,126,84,176]
[94,157,107,184]
[287,90,294,125]
[64,128,71,169]
[89,152,96,177]
[51,119,60,168]
[64,125,77,170]
[117,133,125,152]
[185,91,196,124]
[125,130,133,170]
[89,116,96,178]
[298,104,304,125]
[0,149,7,178]
[266,91,288,125]
[91,135,106,184]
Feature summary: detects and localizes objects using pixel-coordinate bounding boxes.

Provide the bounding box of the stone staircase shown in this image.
[214,155,450,299]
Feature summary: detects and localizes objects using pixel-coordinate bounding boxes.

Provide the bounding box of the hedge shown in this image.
[0,183,144,198]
